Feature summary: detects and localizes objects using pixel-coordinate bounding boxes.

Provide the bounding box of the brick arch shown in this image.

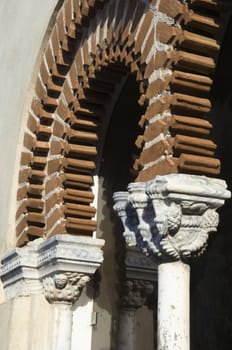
[16,0,228,245]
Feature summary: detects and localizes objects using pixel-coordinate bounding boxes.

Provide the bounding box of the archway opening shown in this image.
[99,72,142,192]
[91,72,151,349]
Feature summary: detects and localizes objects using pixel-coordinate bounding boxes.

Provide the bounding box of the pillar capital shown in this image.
[120,279,154,310]
[0,235,104,303]
[42,272,90,305]
[114,174,230,261]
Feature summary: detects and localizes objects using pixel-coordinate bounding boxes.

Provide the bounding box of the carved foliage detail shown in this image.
[113,174,230,261]
[120,279,154,309]
[43,273,90,304]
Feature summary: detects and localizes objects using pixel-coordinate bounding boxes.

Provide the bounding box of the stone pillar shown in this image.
[158,260,190,349]
[0,235,104,350]
[43,272,90,350]
[113,174,230,350]
[118,279,154,350]
[115,245,157,350]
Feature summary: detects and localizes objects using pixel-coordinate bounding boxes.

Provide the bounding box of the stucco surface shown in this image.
[0,0,58,252]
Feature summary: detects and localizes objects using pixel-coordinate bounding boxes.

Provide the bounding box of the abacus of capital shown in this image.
[113,174,231,350]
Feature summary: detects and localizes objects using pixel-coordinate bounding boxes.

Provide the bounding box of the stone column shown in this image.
[117,247,157,350]
[158,260,189,349]
[118,278,154,350]
[113,174,230,350]
[43,272,90,350]
[0,234,104,350]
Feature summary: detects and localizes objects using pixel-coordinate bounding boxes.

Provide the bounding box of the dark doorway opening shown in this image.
[191,14,232,350]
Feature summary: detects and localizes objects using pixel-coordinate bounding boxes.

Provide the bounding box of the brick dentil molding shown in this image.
[16,0,231,245]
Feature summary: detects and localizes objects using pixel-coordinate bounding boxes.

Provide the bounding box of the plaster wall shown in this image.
[0,0,60,253]
[135,307,154,350]
[0,295,51,350]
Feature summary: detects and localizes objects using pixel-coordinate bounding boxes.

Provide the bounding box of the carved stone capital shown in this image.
[0,235,104,303]
[120,279,154,309]
[113,192,138,247]
[43,272,90,304]
[113,174,230,261]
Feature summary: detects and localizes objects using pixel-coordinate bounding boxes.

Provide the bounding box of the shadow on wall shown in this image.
[191,14,232,350]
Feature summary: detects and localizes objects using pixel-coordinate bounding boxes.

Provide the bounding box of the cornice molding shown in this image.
[0,235,104,302]
[125,247,157,282]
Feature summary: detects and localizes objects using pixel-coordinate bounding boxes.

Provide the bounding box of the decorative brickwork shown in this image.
[16,0,230,245]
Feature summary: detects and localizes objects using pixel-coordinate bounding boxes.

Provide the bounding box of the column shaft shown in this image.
[118,309,136,350]
[50,304,73,350]
[158,261,190,350]
[113,174,230,350]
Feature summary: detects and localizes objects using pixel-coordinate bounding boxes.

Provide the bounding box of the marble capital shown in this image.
[113,174,230,261]
[43,272,90,305]
[120,279,154,309]
[0,235,104,302]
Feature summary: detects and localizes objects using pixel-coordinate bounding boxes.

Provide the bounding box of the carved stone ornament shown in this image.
[0,235,104,302]
[120,279,154,309]
[113,174,230,261]
[43,273,90,304]
[0,239,43,299]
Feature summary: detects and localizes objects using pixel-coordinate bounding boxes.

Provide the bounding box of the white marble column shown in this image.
[113,174,230,350]
[158,261,189,350]
[42,272,91,350]
[50,303,73,350]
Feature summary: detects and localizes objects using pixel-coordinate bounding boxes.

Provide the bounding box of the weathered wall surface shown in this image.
[0,295,51,350]
[0,0,59,253]
[191,13,232,350]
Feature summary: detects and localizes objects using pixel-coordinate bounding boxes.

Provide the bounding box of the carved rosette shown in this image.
[43,273,90,304]
[113,174,230,261]
[120,279,154,310]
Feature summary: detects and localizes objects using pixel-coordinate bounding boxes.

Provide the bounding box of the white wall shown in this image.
[0,0,59,253]
[0,295,51,350]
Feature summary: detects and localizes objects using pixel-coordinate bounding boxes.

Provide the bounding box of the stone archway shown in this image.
[16,0,228,248]
[1,1,232,350]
